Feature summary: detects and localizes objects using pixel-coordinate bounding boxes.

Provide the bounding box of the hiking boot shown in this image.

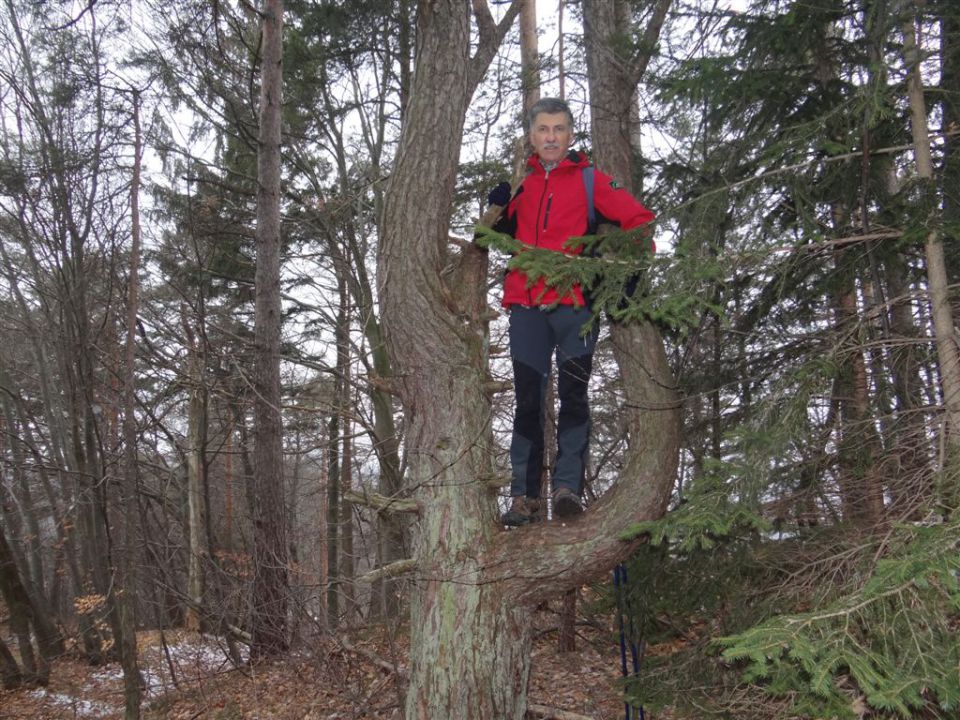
[553,488,583,518]
[501,496,541,526]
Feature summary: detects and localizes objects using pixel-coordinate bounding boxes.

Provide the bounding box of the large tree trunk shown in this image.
[377,3,526,715]
[378,2,677,717]
[250,0,289,658]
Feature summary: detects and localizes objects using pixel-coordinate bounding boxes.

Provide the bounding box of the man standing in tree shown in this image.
[490,97,655,526]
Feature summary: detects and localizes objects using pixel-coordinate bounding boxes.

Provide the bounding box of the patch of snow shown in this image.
[29,688,118,718]
[91,666,124,683]
[141,666,166,694]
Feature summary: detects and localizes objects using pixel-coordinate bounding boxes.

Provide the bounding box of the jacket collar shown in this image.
[527,150,590,175]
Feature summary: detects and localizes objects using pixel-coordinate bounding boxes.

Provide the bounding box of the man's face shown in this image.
[529,111,572,165]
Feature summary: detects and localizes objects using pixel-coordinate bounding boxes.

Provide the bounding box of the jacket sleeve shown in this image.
[593,169,655,250]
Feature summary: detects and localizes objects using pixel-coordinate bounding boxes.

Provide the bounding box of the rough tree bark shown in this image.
[250,0,289,658]
[377,2,679,717]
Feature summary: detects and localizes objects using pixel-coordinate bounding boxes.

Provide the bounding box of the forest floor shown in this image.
[1,604,640,720]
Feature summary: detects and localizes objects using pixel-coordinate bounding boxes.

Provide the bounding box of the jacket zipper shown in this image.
[535,170,550,246]
[530,171,552,305]
[542,194,553,230]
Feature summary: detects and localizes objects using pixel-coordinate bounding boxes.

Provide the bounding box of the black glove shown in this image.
[487,181,511,207]
[617,272,641,311]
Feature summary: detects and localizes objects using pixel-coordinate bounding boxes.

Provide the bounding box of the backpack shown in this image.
[582,165,597,235]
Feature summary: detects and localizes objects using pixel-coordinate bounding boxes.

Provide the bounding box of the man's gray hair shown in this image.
[527,97,574,130]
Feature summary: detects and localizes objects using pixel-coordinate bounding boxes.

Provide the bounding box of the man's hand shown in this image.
[487,181,511,207]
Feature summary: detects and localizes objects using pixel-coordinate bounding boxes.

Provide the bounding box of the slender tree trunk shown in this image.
[884,250,930,514]
[3,416,45,598]
[318,446,330,630]
[348,224,405,623]
[557,587,577,652]
[367,336,406,619]
[397,0,412,122]
[250,0,289,658]
[830,251,885,525]
[224,422,235,552]
[339,300,356,624]
[327,269,349,628]
[939,0,960,281]
[558,0,566,98]
[340,403,356,625]
[543,381,574,650]
[0,370,83,655]
[326,411,340,628]
[0,248,86,648]
[117,89,144,719]
[900,0,960,499]
[183,310,209,633]
[323,266,349,628]
[520,0,539,115]
[0,635,23,690]
[0,403,63,662]
[0,517,48,686]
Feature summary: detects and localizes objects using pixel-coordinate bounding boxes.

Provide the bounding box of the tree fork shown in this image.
[378,0,678,717]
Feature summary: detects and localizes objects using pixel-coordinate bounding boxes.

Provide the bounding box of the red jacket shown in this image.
[498,151,655,308]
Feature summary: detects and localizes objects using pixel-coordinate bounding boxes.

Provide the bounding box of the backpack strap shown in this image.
[582,165,596,234]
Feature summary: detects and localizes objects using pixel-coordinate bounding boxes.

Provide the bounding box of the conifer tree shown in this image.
[250,0,288,659]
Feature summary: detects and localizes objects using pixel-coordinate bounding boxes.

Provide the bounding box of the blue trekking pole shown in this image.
[620,564,645,720]
[613,563,644,720]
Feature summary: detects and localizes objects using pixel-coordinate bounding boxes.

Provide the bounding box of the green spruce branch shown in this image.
[714,520,960,718]
[474,224,723,330]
